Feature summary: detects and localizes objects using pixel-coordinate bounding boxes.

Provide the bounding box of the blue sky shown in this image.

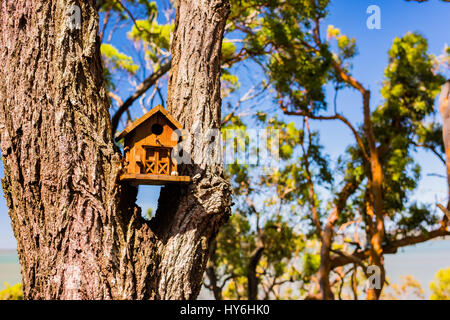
[0,0,449,295]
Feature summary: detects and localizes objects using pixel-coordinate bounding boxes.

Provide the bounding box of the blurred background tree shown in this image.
[430,268,450,300]
[0,284,23,300]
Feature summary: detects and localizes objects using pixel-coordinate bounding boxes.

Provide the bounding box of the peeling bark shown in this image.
[440,80,450,209]
[0,0,231,300]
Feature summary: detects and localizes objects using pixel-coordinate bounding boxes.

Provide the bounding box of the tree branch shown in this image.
[330,227,450,269]
[111,61,171,134]
[437,203,450,221]
[280,106,370,163]
[412,141,446,165]
[115,0,158,37]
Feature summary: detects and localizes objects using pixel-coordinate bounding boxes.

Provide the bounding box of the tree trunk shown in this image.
[440,80,450,209]
[317,209,338,300]
[332,63,386,300]
[0,0,231,300]
[205,241,223,300]
[317,179,358,300]
[361,91,386,300]
[247,246,264,300]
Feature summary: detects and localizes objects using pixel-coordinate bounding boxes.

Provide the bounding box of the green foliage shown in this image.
[263,216,305,275]
[129,20,172,54]
[97,0,157,18]
[302,252,320,277]
[396,203,439,234]
[100,43,140,91]
[220,1,448,299]
[99,1,173,98]
[222,41,238,63]
[216,214,255,278]
[101,44,139,75]
[0,283,23,300]
[326,25,358,64]
[145,208,154,220]
[216,211,307,299]
[337,32,446,239]
[416,122,445,155]
[430,268,450,300]
[228,0,363,111]
[381,33,445,120]
[221,71,240,97]
[369,33,446,230]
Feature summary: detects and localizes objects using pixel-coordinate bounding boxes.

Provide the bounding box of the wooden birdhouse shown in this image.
[117,105,190,185]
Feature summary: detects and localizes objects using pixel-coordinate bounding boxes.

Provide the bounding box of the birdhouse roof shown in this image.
[116,105,183,140]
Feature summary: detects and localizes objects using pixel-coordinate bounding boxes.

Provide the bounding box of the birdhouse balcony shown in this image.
[135,146,174,176]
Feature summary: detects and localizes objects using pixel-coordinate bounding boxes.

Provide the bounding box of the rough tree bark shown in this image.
[0,0,231,300]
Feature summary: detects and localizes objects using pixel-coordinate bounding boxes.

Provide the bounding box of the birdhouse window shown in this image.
[151,123,164,135]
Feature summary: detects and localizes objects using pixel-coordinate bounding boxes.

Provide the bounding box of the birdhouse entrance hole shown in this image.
[151,123,163,135]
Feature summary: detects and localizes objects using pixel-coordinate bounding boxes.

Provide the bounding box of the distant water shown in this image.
[0,250,21,290]
[384,238,450,298]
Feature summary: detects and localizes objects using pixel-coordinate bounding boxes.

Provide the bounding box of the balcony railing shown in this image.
[141,147,171,175]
